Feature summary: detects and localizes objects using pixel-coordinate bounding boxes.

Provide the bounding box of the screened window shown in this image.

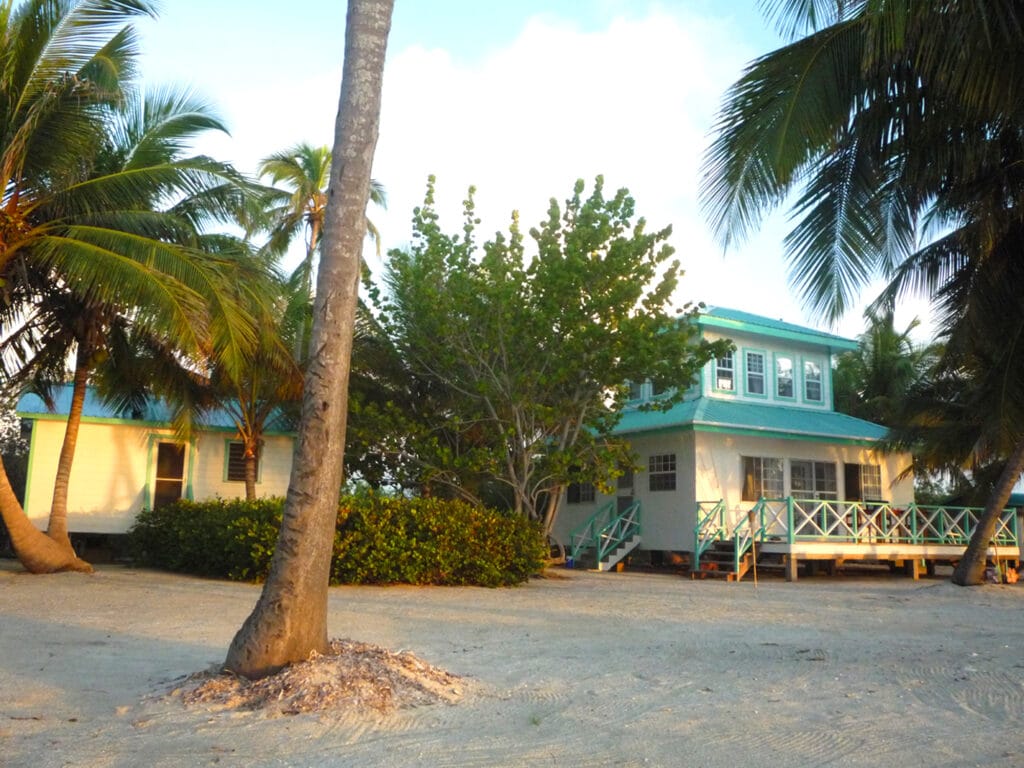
[741,456,784,501]
[804,360,823,402]
[567,482,596,504]
[226,441,260,483]
[746,351,765,395]
[776,356,794,398]
[628,380,644,401]
[648,453,677,491]
[715,353,734,391]
[791,460,837,500]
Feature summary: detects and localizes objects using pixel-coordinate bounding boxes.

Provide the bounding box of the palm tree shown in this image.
[0,3,259,573]
[225,0,394,680]
[252,143,386,359]
[701,1,1024,585]
[833,308,939,427]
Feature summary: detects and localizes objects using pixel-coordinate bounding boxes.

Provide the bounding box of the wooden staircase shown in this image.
[691,539,755,582]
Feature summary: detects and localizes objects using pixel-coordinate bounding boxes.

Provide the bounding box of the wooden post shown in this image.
[785,554,798,582]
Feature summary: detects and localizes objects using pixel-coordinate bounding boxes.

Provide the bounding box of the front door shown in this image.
[617,495,633,513]
[153,442,186,509]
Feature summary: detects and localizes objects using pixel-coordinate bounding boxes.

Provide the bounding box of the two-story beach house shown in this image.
[553,307,1020,580]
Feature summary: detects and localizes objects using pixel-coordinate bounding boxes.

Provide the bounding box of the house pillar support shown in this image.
[784,554,798,582]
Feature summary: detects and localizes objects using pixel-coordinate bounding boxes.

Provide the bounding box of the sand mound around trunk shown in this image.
[174,639,466,716]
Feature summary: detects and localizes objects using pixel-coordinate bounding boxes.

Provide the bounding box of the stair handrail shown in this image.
[597,501,642,563]
[693,499,728,570]
[569,500,615,561]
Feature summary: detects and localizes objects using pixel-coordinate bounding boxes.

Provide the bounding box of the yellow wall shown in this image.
[24,419,294,534]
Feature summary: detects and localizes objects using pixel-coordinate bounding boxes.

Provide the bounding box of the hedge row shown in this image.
[128,494,547,587]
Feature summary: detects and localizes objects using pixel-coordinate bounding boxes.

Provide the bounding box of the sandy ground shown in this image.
[1,561,1022,768]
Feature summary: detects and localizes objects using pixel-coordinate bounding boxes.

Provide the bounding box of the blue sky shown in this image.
[136,1,926,338]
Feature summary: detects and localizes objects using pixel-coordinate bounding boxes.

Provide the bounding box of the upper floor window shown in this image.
[648,453,676,491]
[791,460,836,500]
[628,380,644,401]
[776,355,794,399]
[567,481,596,504]
[745,351,765,395]
[804,359,823,402]
[741,456,784,501]
[714,353,734,392]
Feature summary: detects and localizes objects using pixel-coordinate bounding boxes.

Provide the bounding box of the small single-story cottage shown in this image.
[553,307,1020,579]
[17,385,295,537]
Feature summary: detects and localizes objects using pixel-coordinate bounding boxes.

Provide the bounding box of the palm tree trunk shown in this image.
[244,451,257,501]
[224,0,393,679]
[0,454,91,573]
[951,439,1024,586]
[47,346,90,551]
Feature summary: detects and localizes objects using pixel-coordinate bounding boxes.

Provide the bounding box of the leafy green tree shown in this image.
[382,176,729,534]
[225,0,394,680]
[701,1,1024,585]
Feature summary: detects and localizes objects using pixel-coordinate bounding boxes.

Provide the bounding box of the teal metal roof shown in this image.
[16,385,292,433]
[699,306,857,352]
[617,397,887,443]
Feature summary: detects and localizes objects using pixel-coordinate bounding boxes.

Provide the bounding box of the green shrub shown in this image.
[127,493,546,587]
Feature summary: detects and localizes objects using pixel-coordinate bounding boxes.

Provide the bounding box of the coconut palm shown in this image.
[252,143,385,359]
[833,308,939,427]
[225,0,394,679]
[701,1,1024,584]
[0,2,261,573]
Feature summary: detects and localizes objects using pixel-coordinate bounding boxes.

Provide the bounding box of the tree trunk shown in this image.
[224,0,393,679]
[47,347,91,553]
[951,439,1024,586]
[542,484,562,537]
[244,449,258,502]
[0,454,91,573]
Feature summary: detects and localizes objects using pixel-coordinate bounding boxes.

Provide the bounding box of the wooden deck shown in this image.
[695,497,1022,582]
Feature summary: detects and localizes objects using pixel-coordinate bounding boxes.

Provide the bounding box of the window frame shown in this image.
[774,353,795,400]
[790,459,837,500]
[741,456,784,501]
[567,481,596,504]
[648,453,677,492]
[744,349,767,397]
[714,352,735,393]
[224,439,262,484]
[802,357,824,403]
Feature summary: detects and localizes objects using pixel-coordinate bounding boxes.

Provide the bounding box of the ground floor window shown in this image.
[567,482,596,504]
[153,442,185,509]
[741,456,784,501]
[844,463,883,501]
[648,453,676,491]
[226,441,261,483]
[790,460,837,500]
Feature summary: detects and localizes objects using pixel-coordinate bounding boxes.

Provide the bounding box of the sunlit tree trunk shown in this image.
[47,345,91,553]
[224,0,393,679]
[243,442,258,502]
[952,440,1024,586]
[0,455,91,573]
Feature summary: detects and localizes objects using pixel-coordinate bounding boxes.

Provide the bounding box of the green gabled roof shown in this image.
[16,385,294,435]
[616,397,887,443]
[699,306,857,352]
